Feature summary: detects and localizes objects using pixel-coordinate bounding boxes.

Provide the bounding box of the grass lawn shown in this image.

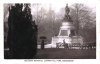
[4,48,96,59]
[35,48,96,59]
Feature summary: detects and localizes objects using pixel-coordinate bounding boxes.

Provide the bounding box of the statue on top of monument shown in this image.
[63,4,73,22]
[65,4,70,16]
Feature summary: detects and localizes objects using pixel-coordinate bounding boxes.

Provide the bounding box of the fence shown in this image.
[56,43,96,49]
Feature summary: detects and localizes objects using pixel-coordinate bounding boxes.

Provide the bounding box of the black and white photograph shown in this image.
[4,3,96,59]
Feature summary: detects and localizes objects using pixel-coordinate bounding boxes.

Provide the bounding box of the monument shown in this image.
[50,4,83,48]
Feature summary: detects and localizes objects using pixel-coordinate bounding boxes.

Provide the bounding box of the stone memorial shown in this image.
[51,4,83,48]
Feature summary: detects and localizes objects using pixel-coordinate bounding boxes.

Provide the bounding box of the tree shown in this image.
[33,5,56,43]
[70,4,96,43]
[7,4,37,59]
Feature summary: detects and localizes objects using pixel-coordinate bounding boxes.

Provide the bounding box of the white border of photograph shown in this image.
[0,0,100,64]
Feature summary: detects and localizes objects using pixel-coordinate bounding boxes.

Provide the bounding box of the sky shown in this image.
[4,1,96,20]
[30,0,96,12]
[31,3,96,15]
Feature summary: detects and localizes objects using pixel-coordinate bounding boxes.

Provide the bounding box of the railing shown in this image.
[56,43,96,49]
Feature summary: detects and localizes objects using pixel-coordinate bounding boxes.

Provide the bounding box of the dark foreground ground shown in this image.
[5,48,96,59]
